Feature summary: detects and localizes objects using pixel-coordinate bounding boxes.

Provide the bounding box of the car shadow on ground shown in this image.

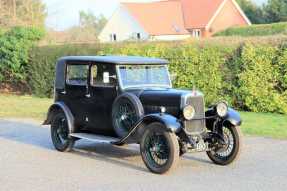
[0,119,213,172]
[0,119,148,172]
[72,143,148,172]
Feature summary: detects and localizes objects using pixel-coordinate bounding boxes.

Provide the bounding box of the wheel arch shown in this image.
[137,114,182,135]
[43,102,75,134]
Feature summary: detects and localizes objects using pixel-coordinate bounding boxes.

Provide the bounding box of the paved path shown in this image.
[0,119,286,191]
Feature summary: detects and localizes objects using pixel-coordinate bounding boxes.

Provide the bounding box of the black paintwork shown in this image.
[45,56,242,142]
[126,88,190,117]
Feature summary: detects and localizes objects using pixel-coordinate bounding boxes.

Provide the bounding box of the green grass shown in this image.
[0,94,52,121]
[240,112,287,139]
[0,94,286,139]
[215,22,287,37]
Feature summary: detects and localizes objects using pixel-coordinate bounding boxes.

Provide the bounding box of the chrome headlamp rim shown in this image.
[183,105,195,120]
[216,101,228,117]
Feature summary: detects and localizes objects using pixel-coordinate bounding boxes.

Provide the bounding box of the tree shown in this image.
[0,0,46,28]
[79,10,107,36]
[263,0,287,23]
[236,0,266,24]
[67,10,107,42]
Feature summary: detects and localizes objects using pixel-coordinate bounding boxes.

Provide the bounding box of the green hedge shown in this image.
[28,44,104,97]
[215,22,287,37]
[0,27,44,84]
[27,42,287,114]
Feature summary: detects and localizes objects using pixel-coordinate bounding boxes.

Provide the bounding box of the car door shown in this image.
[86,63,118,135]
[64,62,90,127]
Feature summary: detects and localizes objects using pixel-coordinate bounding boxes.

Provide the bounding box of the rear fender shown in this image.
[43,102,75,134]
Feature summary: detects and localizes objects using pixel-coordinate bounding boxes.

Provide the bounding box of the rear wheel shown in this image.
[207,125,242,165]
[140,122,179,174]
[51,112,75,152]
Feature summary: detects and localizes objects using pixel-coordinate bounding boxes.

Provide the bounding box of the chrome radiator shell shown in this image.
[181,92,206,134]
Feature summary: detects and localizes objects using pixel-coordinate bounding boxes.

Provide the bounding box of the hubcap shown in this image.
[54,117,69,145]
[115,100,137,132]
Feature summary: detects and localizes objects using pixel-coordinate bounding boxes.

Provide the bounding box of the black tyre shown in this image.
[112,93,144,138]
[51,112,75,152]
[140,122,179,174]
[207,125,242,165]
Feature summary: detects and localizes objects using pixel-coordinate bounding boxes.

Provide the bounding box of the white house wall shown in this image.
[99,5,149,42]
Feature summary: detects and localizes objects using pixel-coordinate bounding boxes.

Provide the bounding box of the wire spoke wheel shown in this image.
[207,125,242,165]
[51,112,74,152]
[214,127,235,158]
[112,93,144,138]
[144,133,170,167]
[140,122,179,174]
[114,100,137,132]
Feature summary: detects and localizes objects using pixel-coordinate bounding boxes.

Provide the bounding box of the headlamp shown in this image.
[183,105,195,120]
[216,102,228,117]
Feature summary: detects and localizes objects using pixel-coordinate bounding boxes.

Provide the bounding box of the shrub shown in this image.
[277,46,287,91]
[101,43,232,104]
[215,22,287,37]
[28,44,103,97]
[0,27,44,84]
[26,40,287,114]
[237,44,287,113]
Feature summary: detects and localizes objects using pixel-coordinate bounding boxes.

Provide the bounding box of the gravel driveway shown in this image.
[0,119,286,191]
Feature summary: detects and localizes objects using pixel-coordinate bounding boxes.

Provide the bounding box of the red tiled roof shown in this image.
[122,1,189,35]
[181,0,225,29]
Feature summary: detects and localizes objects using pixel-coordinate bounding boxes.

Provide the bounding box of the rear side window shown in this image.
[66,64,88,86]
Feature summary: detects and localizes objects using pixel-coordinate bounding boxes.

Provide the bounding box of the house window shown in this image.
[192,29,201,38]
[110,33,117,42]
[137,33,141,40]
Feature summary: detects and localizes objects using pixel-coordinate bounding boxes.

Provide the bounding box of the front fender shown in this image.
[205,107,242,130]
[223,108,242,126]
[141,113,182,133]
[113,113,182,145]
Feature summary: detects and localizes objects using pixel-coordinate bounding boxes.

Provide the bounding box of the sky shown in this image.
[43,0,267,31]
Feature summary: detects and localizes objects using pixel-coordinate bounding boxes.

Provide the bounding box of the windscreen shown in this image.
[118,65,171,89]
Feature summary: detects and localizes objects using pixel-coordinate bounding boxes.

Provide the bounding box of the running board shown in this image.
[70,133,120,144]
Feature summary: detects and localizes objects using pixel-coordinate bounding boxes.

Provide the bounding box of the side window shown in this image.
[66,64,88,86]
[91,64,116,87]
[91,65,98,85]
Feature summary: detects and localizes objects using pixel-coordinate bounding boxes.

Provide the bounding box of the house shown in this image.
[99,0,251,42]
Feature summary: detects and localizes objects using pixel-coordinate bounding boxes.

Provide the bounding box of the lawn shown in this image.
[0,94,286,139]
[0,94,52,121]
[240,112,287,139]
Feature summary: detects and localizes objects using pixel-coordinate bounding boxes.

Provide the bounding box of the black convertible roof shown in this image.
[59,56,169,65]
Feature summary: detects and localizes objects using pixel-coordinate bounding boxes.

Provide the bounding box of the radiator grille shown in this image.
[183,95,205,134]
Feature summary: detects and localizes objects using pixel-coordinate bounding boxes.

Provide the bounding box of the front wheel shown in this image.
[51,112,75,152]
[207,125,242,165]
[140,122,179,174]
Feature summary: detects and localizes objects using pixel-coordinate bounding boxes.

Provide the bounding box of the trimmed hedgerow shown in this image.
[27,44,104,97]
[27,42,287,114]
[236,44,287,113]
[215,22,287,37]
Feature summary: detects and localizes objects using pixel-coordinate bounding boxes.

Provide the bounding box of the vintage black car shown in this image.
[44,56,242,174]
